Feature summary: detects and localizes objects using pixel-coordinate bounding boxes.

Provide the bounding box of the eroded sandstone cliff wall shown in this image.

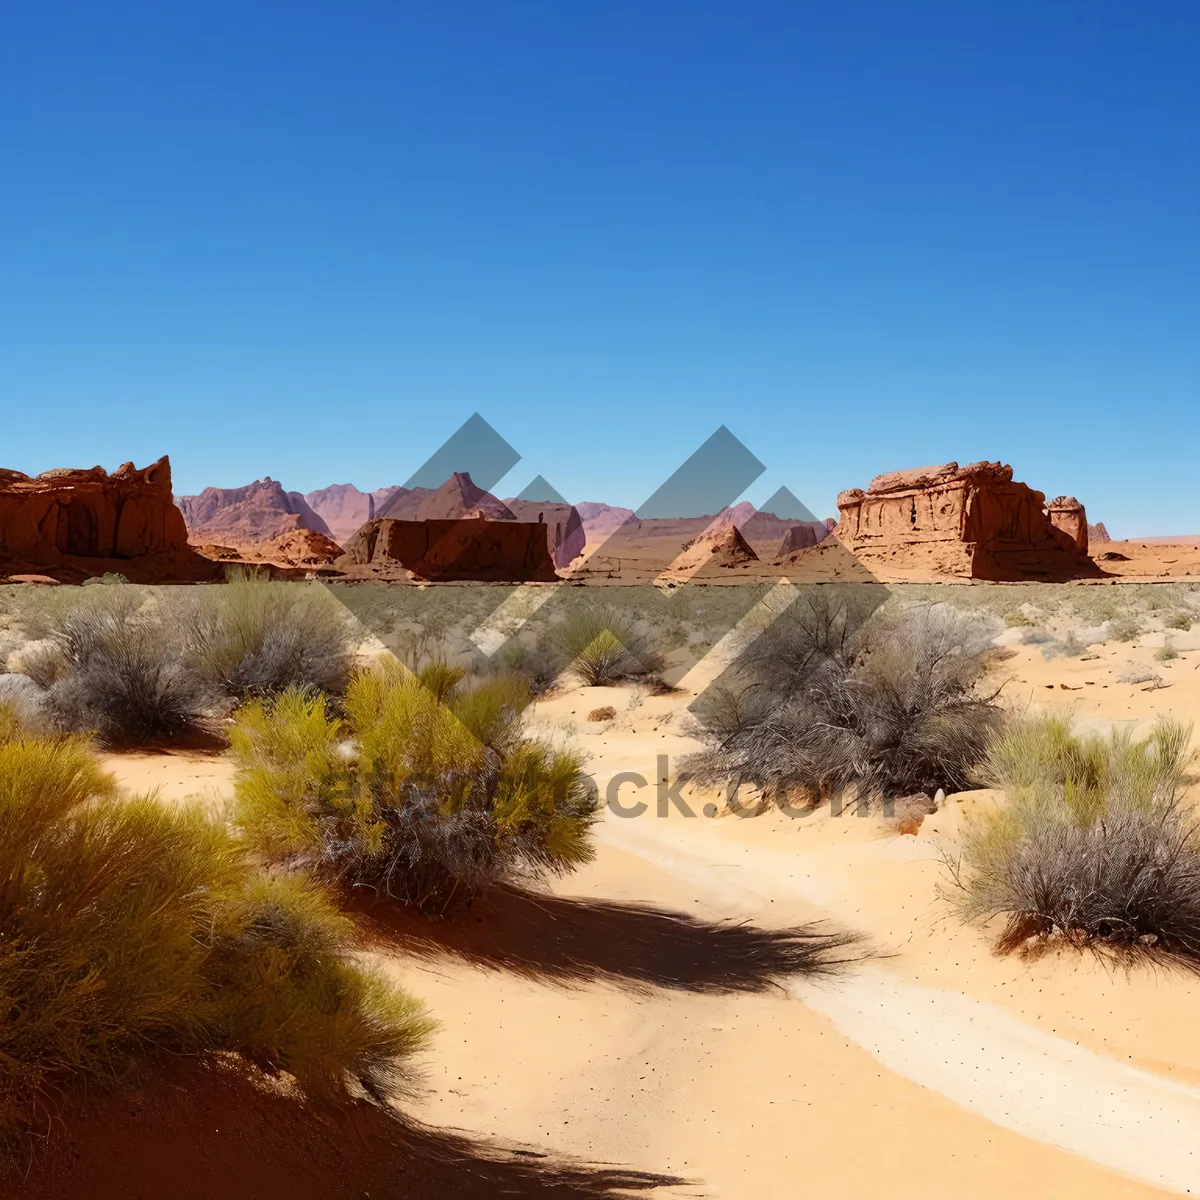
[835,462,1093,580]
[0,457,220,581]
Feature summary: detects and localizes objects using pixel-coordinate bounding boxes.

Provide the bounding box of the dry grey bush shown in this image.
[946,716,1200,961]
[684,589,1001,807]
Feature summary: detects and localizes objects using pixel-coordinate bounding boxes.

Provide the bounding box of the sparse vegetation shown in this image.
[1165,610,1194,631]
[947,716,1200,960]
[550,604,664,686]
[0,728,431,1135]
[0,583,355,746]
[1109,613,1144,643]
[230,663,597,913]
[684,590,1002,806]
[20,592,222,746]
[179,581,353,700]
[1156,639,1181,663]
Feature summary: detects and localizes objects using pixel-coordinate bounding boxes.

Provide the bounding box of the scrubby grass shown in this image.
[178,581,353,700]
[1165,610,1194,631]
[0,729,431,1135]
[21,592,221,746]
[1,582,356,746]
[1108,613,1144,643]
[549,604,664,685]
[684,590,1001,806]
[947,716,1200,960]
[1156,639,1181,663]
[230,664,597,914]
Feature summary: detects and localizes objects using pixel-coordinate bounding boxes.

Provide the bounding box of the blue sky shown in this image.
[2,1,1197,534]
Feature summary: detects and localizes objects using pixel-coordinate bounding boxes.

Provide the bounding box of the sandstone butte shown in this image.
[0,457,221,583]
[833,461,1098,581]
[338,515,559,582]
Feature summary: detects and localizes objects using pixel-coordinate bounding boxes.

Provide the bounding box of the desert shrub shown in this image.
[549,604,663,686]
[684,591,1001,806]
[486,638,559,697]
[0,730,431,1134]
[1003,610,1035,628]
[230,665,597,914]
[0,675,48,734]
[1165,610,1194,631]
[947,716,1200,957]
[27,592,221,746]
[179,581,353,700]
[1109,613,1144,643]
[1156,639,1180,662]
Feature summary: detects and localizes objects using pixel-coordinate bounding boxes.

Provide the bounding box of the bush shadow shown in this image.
[355,884,861,994]
[6,1059,684,1199]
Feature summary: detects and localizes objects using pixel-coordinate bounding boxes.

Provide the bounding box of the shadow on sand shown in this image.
[356,884,860,993]
[7,1060,684,1199]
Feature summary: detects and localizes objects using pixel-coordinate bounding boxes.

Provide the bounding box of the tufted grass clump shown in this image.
[946,716,1200,960]
[549,605,663,686]
[1156,639,1181,663]
[178,581,354,701]
[230,664,597,914]
[0,729,431,1135]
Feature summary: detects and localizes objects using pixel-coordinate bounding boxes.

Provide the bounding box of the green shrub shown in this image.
[231,665,597,914]
[948,716,1200,957]
[0,730,431,1133]
[549,605,663,686]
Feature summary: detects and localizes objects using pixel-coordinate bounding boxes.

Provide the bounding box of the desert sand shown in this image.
[90,601,1200,1199]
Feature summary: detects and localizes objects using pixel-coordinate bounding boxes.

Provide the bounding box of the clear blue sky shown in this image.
[2,2,1197,535]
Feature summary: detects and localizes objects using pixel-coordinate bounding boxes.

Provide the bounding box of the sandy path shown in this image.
[601,815,1200,1194]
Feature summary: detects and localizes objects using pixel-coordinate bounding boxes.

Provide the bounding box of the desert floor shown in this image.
[90,600,1200,1199]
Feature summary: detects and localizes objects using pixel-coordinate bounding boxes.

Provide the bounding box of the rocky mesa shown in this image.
[834,461,1098,581]
[0,456,220,582]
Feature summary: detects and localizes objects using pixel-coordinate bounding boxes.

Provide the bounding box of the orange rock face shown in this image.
[836,462,1095,581]
[0,457,220,582]
[339,517,559,581]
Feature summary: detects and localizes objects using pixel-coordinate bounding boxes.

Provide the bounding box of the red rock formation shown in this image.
[375,472,514,522]
[0,457,220,582]
[1046,496,1089,556]
[502,499,586,568]
[338,517,558,581]
[835,462,1095,581]
[178,478,332,546]
[258,529,344,567]
[1088,521,1112,544]
[305,483,403,543]
[775,521,831,556]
